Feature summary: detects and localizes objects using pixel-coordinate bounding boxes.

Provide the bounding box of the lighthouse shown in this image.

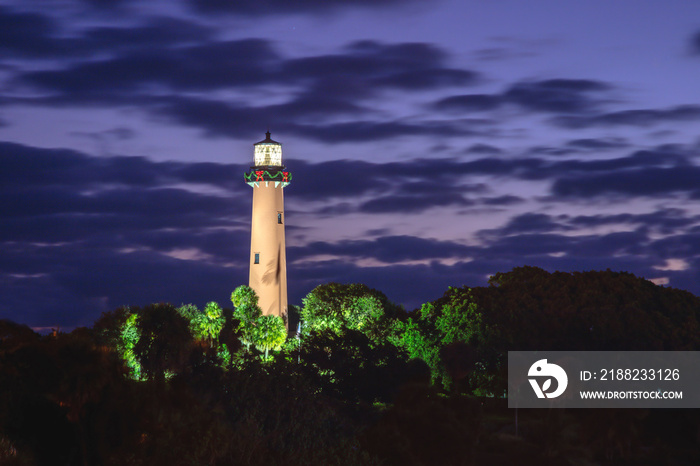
[244,132,291,321]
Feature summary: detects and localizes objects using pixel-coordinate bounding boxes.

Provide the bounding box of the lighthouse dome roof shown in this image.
[254,131,281,145]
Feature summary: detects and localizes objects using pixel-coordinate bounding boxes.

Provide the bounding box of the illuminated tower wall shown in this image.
[245,132,291,321]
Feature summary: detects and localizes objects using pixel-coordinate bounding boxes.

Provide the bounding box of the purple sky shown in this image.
[2,0,700,329]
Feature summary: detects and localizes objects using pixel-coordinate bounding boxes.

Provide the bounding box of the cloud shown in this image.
[481,195,524,205]
[288,157,533,213]
[503,79,609,113]
[287,159,381,200]
[0,245,246,327]
[551,165,700,198]
[71,127,137,148]
[471,209,700,281]
[288,148,697,204]
[690,30,700,55]
[290,159,485,212]
[565,137,628,151]
[21,39,280,95]
[291,235,474,263]
[1,142,502,322]
[0,6,196,60]
[82,16,213,51]
[153,93,366,140]
[473,47,537,61]
[0,141,244,190]
[289,259,482,311]
[4,140,700,327]
[359,192,472,213]
[552,105,700,128]
[472,228,664,275]
[187,0,422,16]
[0,6,67,58]
[293,150,691,199]
[466,143,503,154]
[0,142,251,247]
[20,39,474,98]
[357,178,490,213]
[281,40,478,91]
[434,94,503,112]
[4,1,700,331]
[527,145,577,156]
[376,68,477,89]
[14,37,481,142]
[498,213,571,235]
[433,78,611,115]
[290,119,476,143]
[568,209,696,232]
[0,141,256,325]
[649,231,700,259]
[478,210,700,245]
[79,0,132,8]
[150,97,275,139]
[574,230,652,257]
[480,232,577,256]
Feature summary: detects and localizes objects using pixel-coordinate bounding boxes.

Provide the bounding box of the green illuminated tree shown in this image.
[132,303,192,384]
[394,291,483,390]
[231,285,260,318]
[231,285,262,350]
[188,302,225,343]
[253,315,287,358]
[231,285,287,357]
[119,312,142,380]
[300,283,399,341]
[395,315,441,383]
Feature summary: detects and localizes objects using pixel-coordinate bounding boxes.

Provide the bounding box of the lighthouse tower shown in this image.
[244,131,291,320]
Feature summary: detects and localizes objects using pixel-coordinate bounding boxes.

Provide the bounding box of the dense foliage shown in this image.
[231,285,287,357]
[0,268,698,465]
[300,282,402,342]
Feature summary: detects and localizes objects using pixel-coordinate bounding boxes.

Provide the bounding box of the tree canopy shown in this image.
[300,283,401,342]
[231,285,287,357]
[1,269,699,464]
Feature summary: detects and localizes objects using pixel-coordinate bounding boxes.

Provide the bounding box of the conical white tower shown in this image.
[244,131,291,322]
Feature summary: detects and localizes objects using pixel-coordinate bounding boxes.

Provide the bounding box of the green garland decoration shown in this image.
[244,170,292,183]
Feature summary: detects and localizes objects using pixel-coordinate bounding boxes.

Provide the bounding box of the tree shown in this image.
[471,266,700,352]
[393,291,484,390]
[131,303,193,384]
[92,306,132,349]
[116,303,229,381]
[118,312,142,380]
[231,285,262,350]
[231,285,260,317]
[438,266,700,394]
[0,319,39,353]
[252,315,287,358]
[300,283,398,341]
[394,314,442,385]
[231,285,287,358]
[187,302,225,343]
[299,329,425,404]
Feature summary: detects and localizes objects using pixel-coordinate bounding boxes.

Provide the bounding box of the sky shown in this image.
[2,0,700,330]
